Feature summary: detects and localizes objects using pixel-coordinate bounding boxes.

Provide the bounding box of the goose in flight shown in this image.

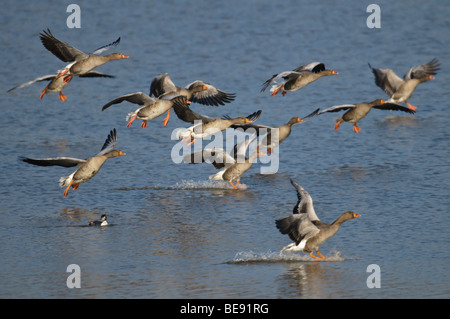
[318,99,415,133]
[20,129,125,198]
[261,62,338,96]
[368,58,440,111]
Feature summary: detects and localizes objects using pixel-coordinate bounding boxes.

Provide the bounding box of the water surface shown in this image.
[0,0,449,299]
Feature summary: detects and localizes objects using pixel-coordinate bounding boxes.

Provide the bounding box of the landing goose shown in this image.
[276,179,361,259]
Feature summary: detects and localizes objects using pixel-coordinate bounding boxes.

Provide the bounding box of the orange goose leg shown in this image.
[352,123,361,133]
[58,91,67,102]
[72,183,80,190]
[63,74,73,83]
[162,109,171,126]
[316,250,328,259]
[40,87,47,100]
[229,181,239,189]
[270,86,282,97]
[310,250,327,260]
[181,131,194,144]
[405,101,417,111]
[54,69,69,81]
[141,120,148,129]
[334,118,343,130]
[236,180,246,189]
[63,180,73,198]
[127,114,137,128]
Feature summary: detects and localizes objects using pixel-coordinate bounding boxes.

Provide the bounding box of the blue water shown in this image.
[0,0,449,299]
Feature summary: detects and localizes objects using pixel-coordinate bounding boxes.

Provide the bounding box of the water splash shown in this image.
[171,180,249,190]
[227,250,344,264]
[115,180,250,191]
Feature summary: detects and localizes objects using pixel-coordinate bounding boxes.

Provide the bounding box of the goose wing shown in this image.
[275,179,321,245]
[302,108,321,122]
[223,110,262,129]
[183,148,235,169]
[149,73,178,98]
[78,71,115,78]
[8,71,114,93]
[230,133,259,161]
[40,28,88,62]
[172,103,216,123]
[186,81,236,106]
[275,213,320,246]
[101,92,155,111]
[368,63,404,96]
[261,71,302,92]
[20,156,85,167]
[318,104,356,114]
[91,37,121,55]
[7,74,57,92]
[96,128,118,156]
[293,62,325,73]
[290,179,320,221]
[403,58,440,81]
[373,102,416,114]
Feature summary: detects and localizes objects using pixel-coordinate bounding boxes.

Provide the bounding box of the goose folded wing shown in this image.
[183,148,235,169]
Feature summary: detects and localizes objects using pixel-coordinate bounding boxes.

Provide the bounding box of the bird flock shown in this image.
[10,29,439,254]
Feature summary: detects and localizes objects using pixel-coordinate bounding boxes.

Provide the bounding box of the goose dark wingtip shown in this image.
[302,108,321,121]
[247,109,262,122]
[18,156,28,163]
[100,128,118,152]
[289,178,298,187]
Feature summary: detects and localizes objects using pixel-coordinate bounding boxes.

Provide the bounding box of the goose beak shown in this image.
[353,213,361,218]
[332,70,338,75]
[429,75,434,80]
[122,54,129,59]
